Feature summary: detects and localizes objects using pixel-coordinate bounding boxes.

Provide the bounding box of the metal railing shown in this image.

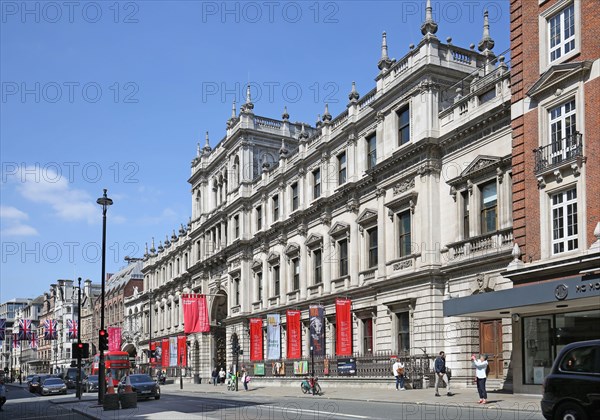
[242,351,434,388]
[534,132,583,173]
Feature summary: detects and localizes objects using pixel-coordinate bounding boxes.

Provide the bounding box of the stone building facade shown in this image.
[137,2,516,389]
[444,0,600,394]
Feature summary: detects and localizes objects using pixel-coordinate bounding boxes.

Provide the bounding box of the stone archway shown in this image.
[122,343,137,371]
[211,292,228,371]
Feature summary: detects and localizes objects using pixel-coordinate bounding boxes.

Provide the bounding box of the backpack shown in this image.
[396,367,405,376]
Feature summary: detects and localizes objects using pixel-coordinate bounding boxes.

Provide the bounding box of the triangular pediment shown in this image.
[356,208,377,226]
[461,155,501,177]
[329,221,350,237]
[305,233,323,248]
[251,259,263,271]
[267,251,280,264]
[527,61,592,98]
[285,242,300,256]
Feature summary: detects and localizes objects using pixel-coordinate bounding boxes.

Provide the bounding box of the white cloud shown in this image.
[15,166,99,224]
[0,205,38,236]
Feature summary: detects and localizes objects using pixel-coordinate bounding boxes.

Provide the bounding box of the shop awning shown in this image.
[443,273,600,318]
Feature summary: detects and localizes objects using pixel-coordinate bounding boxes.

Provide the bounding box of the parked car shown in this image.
[64,368,79,389]
[541,339,600,420]
[25,375,35,384]
[29,375,52,393]
[117,374,160,400]
[82,375,99,393]
[39,377,67,396]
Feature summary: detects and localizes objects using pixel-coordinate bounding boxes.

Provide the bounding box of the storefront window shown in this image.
[523,309,600,385]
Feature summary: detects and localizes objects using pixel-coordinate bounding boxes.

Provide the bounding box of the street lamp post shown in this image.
[147,291,153,379]
[76,277,82,400]
[96,189,113,405]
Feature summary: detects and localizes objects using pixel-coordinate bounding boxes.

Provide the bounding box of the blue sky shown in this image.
[0,0,509,301]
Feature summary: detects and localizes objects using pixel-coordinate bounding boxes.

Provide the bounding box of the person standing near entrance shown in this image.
[434,351,452,397]
[211,368,218,386]
[392,359,405,390]
[471,354,489,404]
[219,368,226,384]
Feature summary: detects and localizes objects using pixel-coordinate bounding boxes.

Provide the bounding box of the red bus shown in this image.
[91,351,130,386]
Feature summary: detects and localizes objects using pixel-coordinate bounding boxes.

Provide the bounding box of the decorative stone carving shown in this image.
[393,259,413,270]
[393,178,415,195]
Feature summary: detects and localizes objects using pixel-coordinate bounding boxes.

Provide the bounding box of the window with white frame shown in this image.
[338,152,347,185]
[291,183,299,211]
[338,239,348,277]
[548,3,575,63]
[549,99,577,164]
[367,227,378,268]
[313,169,321,199]
[480,181,498,234]
[397,210,411,257]
[292,258,300,291]
[367,134,377,170]
[551,187,578,254]
[313,249,322,285]
[272,195,279,221]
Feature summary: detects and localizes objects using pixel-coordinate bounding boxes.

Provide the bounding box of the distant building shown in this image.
[0,298,32,377]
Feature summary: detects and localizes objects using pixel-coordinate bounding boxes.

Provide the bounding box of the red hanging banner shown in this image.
[108,327,121,352]
[197,295,210,333]
[286,310,302,359]
[336,298,352,356]
[177,335,187,366]
[182,294,200,333]
[249,318,263,361]
[150,341,157,367]
[182,294,210,333]
[162,338,170,368]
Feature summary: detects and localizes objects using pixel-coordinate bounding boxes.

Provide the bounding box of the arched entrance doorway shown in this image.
[122,343,137,372]
[211,292,228,371]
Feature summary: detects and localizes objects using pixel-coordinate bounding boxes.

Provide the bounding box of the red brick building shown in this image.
[444,0,599,395]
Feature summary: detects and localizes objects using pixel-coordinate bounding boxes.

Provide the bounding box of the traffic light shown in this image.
[72,342,90,359]
[99,329,108,351]
[231,333,240,355]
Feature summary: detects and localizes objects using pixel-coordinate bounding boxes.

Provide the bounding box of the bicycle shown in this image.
[227,374,237,391]
[300,376,321,395]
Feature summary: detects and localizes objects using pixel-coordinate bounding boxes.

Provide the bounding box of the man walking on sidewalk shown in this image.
[392,359,405,391]
[434,351,452,397]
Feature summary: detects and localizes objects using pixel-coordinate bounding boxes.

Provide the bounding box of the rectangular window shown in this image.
[256,206,262,230]
[292,258,300,291]
[462,191,470,239]
[313,249,322,285]
[367,134,377,170]
[552,187,578,254]
[549,4,575,63]
[549,99,577,165]
[273,266,280,297]
[478,88,496,105]
[313,169,321,199]
[368,227,378,268]
[480,181,498,234]
[234,278,240,306]
[397,312,410,353]
[363,318,373,354]
[234,215,240,239]
[272,195,279,221]
[291,183,299,211]
[338,152,347,185]
[398,210,411,257]
[397,106,410,145]
[257,272,263,301]
[338,239,348,277]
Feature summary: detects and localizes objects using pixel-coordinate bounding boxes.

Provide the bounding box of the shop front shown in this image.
[444,271,600,394]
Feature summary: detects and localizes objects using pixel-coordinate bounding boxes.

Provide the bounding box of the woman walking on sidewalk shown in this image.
[471,354,489,404]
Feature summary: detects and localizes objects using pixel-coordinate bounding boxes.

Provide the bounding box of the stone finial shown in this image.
[157,241,164,253]
[203,131,212,153]
[421,0,438,38]
[322,103,332,122]
[348,81,360,103]
[262,154,271,173]
[150,237,156,254]
[299,123,309,141]
[282,106,289,121]
[188,216,192,229]
[144,243,149,258]
[478,10,495,52]
[242,84,254,113]
[171,229,177,241]
[590,222,600,251]
[279,139,289,158]
[179,223,186,235]
[316,114,322,128]
[507,242,524,270]
[164,234,170,247]
[196,142,201,158]
[377,31,393,71]
[231,100,237,119]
